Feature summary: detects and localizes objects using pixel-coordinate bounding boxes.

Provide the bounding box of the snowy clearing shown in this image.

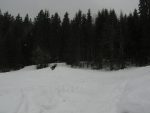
[0,64,150,113]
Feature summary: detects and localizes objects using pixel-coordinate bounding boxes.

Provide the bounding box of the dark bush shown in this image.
[36,64,49,69]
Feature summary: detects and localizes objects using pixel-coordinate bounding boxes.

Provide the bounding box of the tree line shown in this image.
[0,0,150,71]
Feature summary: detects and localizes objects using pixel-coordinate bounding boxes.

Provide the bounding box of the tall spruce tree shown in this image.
[70,10,82,66]
[22,14,33,66]
[61,12,71,62]
[50,13,61,61]
[139,0,150,65]
[86,9,94,65]
[32,10,51,65]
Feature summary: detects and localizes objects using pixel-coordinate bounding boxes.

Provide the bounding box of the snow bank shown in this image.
[0,64,150,113]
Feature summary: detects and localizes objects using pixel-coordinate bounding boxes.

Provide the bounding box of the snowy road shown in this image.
[0,65,150,113]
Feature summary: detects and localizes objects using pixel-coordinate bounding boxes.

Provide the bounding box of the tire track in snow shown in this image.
[14,90,29,113]
[14,90,25,113]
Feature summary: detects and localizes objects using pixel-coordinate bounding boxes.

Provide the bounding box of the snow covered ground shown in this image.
[0,64,150,113]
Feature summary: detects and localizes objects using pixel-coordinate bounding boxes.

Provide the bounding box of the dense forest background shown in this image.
[0,0,150,71]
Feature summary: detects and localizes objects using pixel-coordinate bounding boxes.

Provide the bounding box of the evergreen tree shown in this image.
[50,13,61,61]
[86,9,94,65]
[33,10,51,64]
[69,10,82,66]
[61,12,71,62]
[2,12,15,69]
[107,10,118,70]
[9,14,24,68]
[22,14,33,66]
[139,0,150,65]
[118,12,127,69]
[139,0,150,18]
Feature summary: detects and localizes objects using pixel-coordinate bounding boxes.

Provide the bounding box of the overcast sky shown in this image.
[0,0,139,18]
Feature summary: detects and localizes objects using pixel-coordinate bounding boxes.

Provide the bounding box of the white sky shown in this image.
[0,0,139,18]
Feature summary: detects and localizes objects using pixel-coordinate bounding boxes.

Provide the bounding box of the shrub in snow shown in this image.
[32,46,51,69]
[50,64,57,70]
[36,64,48,69]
